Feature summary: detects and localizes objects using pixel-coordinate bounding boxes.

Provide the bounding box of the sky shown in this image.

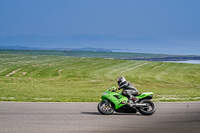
[0,0,200,54]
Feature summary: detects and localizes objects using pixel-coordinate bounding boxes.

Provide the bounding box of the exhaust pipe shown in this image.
[135,103,147,107]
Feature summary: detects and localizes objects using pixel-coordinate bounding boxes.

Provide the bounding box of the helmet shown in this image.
[117,76,126,86]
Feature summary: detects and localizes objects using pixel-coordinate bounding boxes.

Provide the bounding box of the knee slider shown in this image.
[123,91,127,95]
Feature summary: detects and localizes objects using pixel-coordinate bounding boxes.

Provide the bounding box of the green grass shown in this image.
[0,52,200,102]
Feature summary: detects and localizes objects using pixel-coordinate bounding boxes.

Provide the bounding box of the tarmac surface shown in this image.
[0,102,200,133]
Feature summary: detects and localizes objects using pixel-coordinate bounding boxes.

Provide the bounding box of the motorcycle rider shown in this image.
[117,76,139,107]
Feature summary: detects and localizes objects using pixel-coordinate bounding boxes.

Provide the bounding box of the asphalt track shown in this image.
[0,102,200,133]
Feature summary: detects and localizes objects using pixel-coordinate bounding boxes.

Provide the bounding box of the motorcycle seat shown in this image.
[133,93,141,96]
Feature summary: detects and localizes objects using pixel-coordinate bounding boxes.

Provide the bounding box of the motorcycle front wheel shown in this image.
[137,100,156,115]
[97,101,114,115]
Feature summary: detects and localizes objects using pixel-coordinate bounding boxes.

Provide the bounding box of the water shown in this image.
[163,60,200,64]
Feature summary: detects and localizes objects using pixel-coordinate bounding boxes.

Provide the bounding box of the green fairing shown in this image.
[136,92,154,99]
[101,87,154,110]
[101,90,128,110]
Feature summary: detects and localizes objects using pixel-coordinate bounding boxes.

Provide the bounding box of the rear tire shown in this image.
[137,100,156,115]
[97,101,114,115]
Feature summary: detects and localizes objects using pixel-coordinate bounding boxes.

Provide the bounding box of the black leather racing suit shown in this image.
[118,81,138,101]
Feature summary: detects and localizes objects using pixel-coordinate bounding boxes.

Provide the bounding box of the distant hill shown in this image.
[0,35,177,49]
[0,46,111,52]
[1,34,199,55]
[0,49,200,61]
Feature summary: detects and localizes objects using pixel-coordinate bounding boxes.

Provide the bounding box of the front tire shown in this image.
[97,101,114,115]
[137,100,156,115]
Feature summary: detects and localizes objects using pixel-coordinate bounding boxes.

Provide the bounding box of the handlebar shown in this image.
[108,86,118,92]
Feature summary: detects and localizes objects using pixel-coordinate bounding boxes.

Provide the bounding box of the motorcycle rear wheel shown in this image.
[137,100,156,115]
[98,101,114,115]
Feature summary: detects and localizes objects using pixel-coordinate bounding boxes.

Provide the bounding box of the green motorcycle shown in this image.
[98,87,156,115]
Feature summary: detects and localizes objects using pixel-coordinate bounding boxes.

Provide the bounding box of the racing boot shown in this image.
[133,97,139,103]
[128,99,134,107]
[128,97,139,107]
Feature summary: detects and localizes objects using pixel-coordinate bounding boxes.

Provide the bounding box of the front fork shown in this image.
[104,100,110,106]
[104,100,113,108]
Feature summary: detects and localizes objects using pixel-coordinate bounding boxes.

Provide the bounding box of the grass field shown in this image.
[0,52,200,102]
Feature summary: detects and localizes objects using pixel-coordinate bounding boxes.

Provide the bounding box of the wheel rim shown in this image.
[99,102,114,113]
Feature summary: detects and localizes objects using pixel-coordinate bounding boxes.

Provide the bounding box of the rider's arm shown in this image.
[118,81,128,90]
